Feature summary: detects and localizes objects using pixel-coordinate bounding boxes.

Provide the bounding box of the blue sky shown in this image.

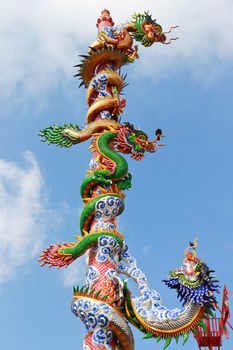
[0,1,233,349]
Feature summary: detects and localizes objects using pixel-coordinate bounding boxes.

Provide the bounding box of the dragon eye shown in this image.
[155,25,162,32]
[138,135,147,140]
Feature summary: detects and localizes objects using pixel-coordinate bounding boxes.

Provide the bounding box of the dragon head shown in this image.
[116,122,163,160]
[163,240,220,306]
[131,12,178,46]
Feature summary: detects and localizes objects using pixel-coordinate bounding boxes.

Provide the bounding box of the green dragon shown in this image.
[39,120,162,267]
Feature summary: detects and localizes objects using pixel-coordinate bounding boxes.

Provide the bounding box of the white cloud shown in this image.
[142,244,150,255]
[0,151,48,283]
[61,254,87,287]
[0,0,232,105]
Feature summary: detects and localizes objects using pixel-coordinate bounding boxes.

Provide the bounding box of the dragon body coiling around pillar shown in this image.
[39,10,219,350]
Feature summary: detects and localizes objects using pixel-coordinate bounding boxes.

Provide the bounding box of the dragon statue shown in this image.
[39,9,219,350]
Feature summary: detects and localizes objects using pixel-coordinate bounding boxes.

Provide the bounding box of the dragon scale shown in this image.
[39,9,219,350]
